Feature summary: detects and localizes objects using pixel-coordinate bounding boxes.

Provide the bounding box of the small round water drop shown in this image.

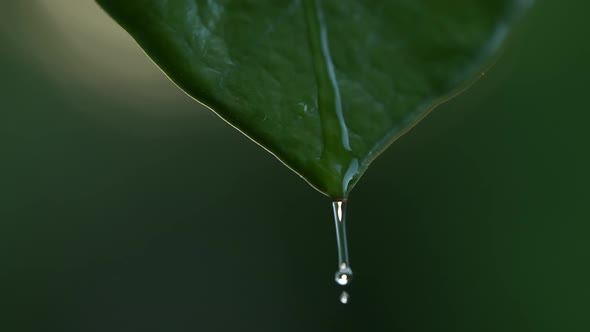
[339,291,349,304]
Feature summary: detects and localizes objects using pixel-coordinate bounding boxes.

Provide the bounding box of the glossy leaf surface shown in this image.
[96,0,528,197]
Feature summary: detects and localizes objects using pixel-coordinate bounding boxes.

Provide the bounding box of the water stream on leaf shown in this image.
[303,0,351,153]
[304,0,359,197]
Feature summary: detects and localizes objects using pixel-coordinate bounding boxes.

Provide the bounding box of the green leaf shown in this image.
[96,0,529,198]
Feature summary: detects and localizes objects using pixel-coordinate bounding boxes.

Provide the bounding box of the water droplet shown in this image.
[339,291,349,304]
[335,267,353,286]
[332,199,353,286]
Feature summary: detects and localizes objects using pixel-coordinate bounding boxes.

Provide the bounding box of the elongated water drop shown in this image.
[332,199,353,286]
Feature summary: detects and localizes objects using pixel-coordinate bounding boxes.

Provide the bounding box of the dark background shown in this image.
[1,1,589,331]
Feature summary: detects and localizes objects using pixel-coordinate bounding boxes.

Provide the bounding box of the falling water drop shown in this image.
[332,199,353,302]
[339,291,349,304]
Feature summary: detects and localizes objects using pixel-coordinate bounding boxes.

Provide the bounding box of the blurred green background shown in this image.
[1,1,589,331]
